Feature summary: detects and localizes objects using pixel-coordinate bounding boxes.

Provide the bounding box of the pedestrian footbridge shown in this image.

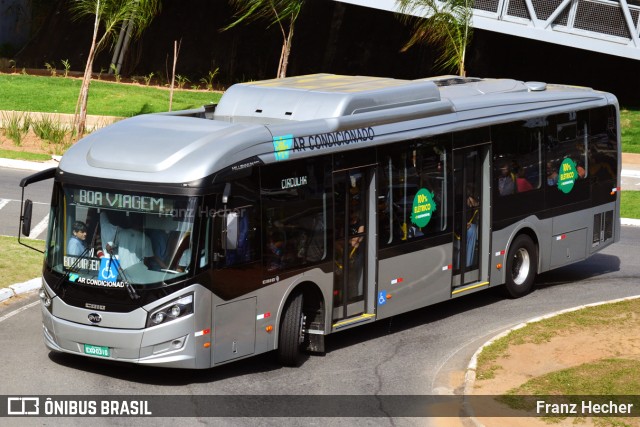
[336,0,640,60]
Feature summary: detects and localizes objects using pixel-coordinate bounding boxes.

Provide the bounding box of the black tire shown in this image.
[277,291,305,366]
[504,234,537,298]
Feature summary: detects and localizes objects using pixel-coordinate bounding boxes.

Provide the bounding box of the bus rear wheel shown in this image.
[504,234,537,298]
[277,291,306,366]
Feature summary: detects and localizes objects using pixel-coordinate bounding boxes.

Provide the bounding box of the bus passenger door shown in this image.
[332,167,375,322]
[452,145,490,289]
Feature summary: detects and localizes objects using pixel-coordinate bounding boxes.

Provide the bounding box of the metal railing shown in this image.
[336,0,640,59]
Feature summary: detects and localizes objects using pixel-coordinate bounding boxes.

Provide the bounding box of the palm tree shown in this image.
[70,0,160,138]
[396,0,474,77]
[224,0,305,78]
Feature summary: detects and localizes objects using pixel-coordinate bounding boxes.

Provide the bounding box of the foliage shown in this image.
[31,115,68,145]
[1,111,30,146]
[69,0,161,43]
[224,0,305,78]
[175,74,190,89]
[396,0,474,77]
[200,68,220,91]
[61,59,71,78]
[44,61,56,77]
[69,0,161,137]
[143,72,155,86]
[109,63,121,83]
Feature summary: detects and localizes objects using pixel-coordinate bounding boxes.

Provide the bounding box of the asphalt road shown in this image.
[0,225,639,426]
[0,167,53,240]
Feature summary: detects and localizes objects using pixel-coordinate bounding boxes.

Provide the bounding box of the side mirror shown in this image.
[21,199,33,237]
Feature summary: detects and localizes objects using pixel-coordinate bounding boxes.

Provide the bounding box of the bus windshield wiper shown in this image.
[105,253,140,302]
[53,245,93,296]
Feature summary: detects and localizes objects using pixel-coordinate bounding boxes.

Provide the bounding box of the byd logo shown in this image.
[88,313,102,324]
[7,397,40,415]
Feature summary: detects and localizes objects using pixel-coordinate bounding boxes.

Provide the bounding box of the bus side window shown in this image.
[588,106,617,182]
[214,174,260,268]
[492,120,543,196]
[261,158,330,273]
[224,206,256,266]
[378,138,448,247]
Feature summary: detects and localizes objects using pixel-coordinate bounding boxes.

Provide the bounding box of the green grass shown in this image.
[506,358,640,396]
[475,299,640,381]
[0,148,51,161]
[621,191,640,219]
[499,359,640,425]
[0,236,45,288]
[0,74,221,116]
[476,299,640,424]
[620,108,640,154]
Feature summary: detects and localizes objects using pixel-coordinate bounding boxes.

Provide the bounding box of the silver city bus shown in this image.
[19,74,620,368]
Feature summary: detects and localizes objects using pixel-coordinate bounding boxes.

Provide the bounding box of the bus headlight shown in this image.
[146,293,194,328]
[39,287,52,312]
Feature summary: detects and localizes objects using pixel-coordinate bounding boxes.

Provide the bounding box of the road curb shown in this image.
[622,168,640,178]
[0,277,41,303]
[622,217,640,227]
[462,294,640,424]
[0,157,59,171]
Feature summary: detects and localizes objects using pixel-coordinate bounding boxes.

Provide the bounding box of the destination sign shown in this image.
[281,176,307,189]
[72,189,171,214]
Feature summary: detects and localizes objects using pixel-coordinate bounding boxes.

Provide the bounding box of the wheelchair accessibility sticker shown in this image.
[378,291,387,306]
[99,258,120,282]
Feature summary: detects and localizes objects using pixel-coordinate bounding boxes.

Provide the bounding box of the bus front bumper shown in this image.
[41,304,199,369]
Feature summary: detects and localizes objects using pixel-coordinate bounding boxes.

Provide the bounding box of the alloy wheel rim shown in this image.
[512,248,531,285]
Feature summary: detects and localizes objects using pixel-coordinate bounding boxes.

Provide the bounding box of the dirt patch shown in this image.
[0,129,61,157]
[623,152,640,167]
[0,109,122,159]
[466,321,640,427]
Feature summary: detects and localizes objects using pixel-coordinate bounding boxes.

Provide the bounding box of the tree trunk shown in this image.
[278,22,294,78]
[109,21,128,74]
[169,40,178,111]
[115,16,136,75]
[73,1,101,140]
[75,57,94,138]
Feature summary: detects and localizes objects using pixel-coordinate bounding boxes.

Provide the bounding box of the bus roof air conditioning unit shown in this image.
[213,74,441,123]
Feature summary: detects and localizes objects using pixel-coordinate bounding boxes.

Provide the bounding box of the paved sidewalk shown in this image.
[622,152,640,191]
[0,278,41,303]
[0,157,59,171]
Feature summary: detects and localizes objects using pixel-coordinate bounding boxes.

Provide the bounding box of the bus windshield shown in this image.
[47,184,198,286]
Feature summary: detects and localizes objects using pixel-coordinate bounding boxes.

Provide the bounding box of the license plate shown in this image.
[83,344,110,358]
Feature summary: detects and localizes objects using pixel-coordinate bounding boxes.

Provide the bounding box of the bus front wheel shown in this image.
[504,234,537,298]
[277,291,306,366]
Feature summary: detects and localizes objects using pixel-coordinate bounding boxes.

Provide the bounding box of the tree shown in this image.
[70,0,160,138]
[224,0,305,79]
[396,0,474,77]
